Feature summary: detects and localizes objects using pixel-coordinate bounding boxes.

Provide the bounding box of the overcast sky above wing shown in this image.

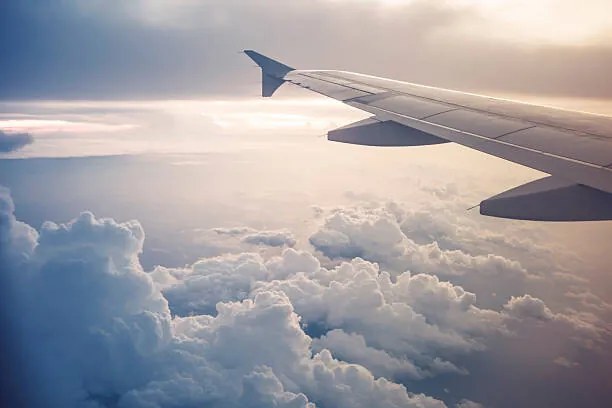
[2,0,612,99]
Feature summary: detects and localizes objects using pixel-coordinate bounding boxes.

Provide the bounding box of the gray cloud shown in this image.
[213,226,297,247]
[242,230,296,248]
[2,0,612,99]
[455,400,484,408]
[553,356,580,368]
[0,131,33,153]
[504,294,555,321]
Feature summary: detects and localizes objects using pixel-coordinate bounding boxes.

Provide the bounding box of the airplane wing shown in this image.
[244,50,612,221]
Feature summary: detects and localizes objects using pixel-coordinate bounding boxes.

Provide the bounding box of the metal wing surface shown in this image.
[244,50,612,221]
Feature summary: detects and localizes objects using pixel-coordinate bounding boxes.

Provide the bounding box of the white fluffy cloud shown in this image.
[504,294,555,321]
[2,187,610,408]
[151,252,270,316]
[309,206,526,275]
[0,188,447,408]
[214,226,297,247]
[503,294,611,348]
[0,185,38,265]
[242,230,297,247]
[4,205,172,407]
[129,290,445,408]
[308,205,612,350]
[153,244,509,370]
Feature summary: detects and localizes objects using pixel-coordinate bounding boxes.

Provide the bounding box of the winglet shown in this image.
[244,50,295,97]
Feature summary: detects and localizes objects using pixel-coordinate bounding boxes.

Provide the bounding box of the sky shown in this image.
[1,1,612,408]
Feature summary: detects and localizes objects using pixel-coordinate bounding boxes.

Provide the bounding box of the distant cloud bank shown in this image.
[0,131,33,153]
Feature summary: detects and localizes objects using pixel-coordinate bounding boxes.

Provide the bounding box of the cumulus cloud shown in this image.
[154,245,509,366]
[151,252,270,316]
[1,188,448,408]
[8,209,171,407]
[0,186,39,407]
[502,294,610,347]
[0,186,38,263]
[152,243,515,383]
[0,130,33,152]
[504,294,555,321]
[306,202,612,327]
[242,230,296,247]
[308,206,529,284]
[311,330,466,380]
[455,400,484,408]
[553,356,580,368]
[305,205,612,367]
[256,256,510,379]
[2,187,610,408]
[213,226,297,247]
[213,226,256,236]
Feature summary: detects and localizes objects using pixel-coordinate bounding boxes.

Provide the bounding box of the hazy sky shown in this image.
[2,0,612,98]
[1,1,612,408]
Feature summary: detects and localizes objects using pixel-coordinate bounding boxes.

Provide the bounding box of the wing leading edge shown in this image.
[244,50,612,221]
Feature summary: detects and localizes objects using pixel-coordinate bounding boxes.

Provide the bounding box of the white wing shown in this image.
[244,50,612,221]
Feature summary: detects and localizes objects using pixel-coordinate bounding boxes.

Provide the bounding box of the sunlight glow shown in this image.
[346,0,612,45]
[3,94,612,160]
[0,119,137,134]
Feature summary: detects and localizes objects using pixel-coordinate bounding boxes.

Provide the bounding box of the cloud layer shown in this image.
[2,0,612,99]
[1,187,445,407]
[0,130,33,152]
[1,185,610,407]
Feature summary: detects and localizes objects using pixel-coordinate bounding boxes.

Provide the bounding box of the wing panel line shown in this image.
[491,125,538,140]
[296,72,378,96]
[315,71,612,140]
[347,100,612,193]
[286,69,612,191]
[420,108,461,120]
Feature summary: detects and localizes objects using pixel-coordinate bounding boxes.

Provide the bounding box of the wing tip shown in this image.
[242,50,295,76]
[243,50,295,97]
